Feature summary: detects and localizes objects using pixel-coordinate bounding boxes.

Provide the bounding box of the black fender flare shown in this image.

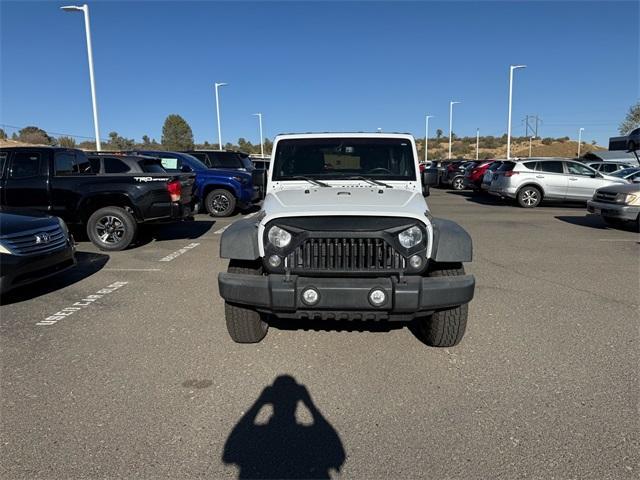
[430,218,473,263]
[220,216,261,260]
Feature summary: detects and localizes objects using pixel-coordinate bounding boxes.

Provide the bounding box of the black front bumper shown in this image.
[218,273,475,320]
[0,244,76,295]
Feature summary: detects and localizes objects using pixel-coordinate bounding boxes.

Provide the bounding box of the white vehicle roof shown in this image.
[274,132,415,140]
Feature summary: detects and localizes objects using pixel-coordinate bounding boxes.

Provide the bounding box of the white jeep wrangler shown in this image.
[218,133,475,346]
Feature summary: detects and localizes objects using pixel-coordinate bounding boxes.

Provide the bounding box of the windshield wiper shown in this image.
[346,176,393,188]
[290,176,331,187]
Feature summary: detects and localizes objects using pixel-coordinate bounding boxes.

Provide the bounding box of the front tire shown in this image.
[206,189,237,217]
[412,263,469,347]
[87,206,137,251]
[225,260,268,343]
[452,176,465,190]
[517,185,542,208]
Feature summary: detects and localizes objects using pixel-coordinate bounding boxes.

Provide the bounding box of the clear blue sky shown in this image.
[1,1,638,146]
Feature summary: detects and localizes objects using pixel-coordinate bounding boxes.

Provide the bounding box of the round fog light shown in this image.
[409,254,423,269]
[369,289,386,306]
[302,288,320,305]
[268,255,281,267]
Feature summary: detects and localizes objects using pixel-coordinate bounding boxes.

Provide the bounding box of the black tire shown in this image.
[86,206,137,251]
[451,176,465,190]
[412,262,468,347]
[225,259,268,343]
[205,189,237,217]
[517,185,542,208]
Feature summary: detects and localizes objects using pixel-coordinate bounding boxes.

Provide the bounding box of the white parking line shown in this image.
[213,224,232,235]
[159,242,200,262]
[213,211,260,235]
[36,281,128,326]
[597,239,638,242]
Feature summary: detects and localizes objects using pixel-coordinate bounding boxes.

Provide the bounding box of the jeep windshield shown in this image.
[272,137,417,182]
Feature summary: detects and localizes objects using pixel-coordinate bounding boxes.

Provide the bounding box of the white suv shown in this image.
[489,158,627,207]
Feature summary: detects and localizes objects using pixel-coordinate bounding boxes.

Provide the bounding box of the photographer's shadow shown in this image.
[222,375,345,479]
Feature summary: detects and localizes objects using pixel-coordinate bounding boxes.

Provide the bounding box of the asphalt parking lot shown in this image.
[1,189,638,479]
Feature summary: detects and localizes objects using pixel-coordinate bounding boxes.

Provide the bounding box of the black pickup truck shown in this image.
[0,147,195,251]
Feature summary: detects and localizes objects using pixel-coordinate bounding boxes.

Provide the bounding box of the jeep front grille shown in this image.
[285,237,405,272]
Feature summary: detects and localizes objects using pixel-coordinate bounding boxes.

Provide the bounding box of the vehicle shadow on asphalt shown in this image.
[447,190,588,209]
[555,214,638,232]
[0,251,109,306]
[135,220,217,247]
[222,375,345,480]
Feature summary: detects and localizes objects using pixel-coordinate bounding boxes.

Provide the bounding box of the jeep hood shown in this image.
[263,186,428,217]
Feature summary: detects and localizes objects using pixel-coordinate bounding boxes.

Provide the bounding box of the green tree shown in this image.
[619,102,640,134]
[142,135,151,146]
[436,129,443,139]
[107,131,135,150]
[78,140,97,150]
[263,137,273,154]
[18,126,52,145]
[0,128,6,140]
[162,114,194,150]
[237,137,255,154]
[57,136,77,148]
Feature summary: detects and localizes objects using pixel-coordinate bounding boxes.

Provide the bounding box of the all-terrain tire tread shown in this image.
[224,260,268,343]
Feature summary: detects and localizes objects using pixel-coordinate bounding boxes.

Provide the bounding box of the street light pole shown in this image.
[476,128,480,160]
[253,113,264,158]
[507,64,526,159]
[424,115,433,162]
[215,82,228,150]
[577,127,584,157]
[61,4,101,151]
[448,101,460,160]
[529,136,533,157]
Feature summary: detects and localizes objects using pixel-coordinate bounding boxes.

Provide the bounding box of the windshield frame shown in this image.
[270,136,418,183]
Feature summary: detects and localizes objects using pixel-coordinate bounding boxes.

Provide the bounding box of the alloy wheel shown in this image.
[95,215,126,244]
[210,194,230,213]
[522,189,539,206]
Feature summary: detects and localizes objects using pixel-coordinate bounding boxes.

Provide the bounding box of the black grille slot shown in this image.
[286,237,405,272]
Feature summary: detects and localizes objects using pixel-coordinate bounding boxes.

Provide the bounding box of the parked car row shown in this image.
[0,147,266,250]
[0,146,269,296]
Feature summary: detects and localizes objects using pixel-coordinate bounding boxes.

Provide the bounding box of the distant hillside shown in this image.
[416,136,605,160]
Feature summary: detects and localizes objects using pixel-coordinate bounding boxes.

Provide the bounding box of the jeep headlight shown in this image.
[617,193,640,205]
[267,226,292,248]
[398,226,423,248]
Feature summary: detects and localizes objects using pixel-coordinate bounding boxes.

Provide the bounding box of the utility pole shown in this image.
[424,115,433,162]
[476,128,480,160]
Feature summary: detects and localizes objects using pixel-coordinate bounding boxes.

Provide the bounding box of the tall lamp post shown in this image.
[476,128,480,160]
[507,64,526,159]
[61,4,101,151]
[577,127,584,157]
[215,82,228,150]
[448,101,460,160]
[424,115,433,162]
[253,113,264,158]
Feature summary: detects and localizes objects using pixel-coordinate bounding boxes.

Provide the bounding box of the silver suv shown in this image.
[489,158,627,208]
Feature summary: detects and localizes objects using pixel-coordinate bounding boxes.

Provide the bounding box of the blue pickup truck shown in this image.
[135,151,257,217]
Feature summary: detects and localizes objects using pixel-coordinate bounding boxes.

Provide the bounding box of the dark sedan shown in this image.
[0,210,76,295]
